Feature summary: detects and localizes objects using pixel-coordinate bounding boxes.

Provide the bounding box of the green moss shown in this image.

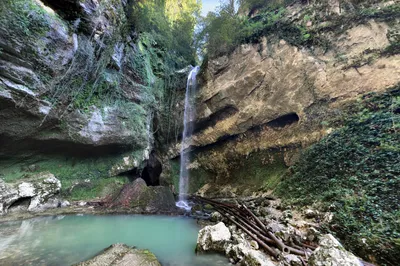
[188,167,213,194]
[63,177,129,201]
[228,150,287,192]
[164,158,214,194]
[170,159,180,192]
[0,154,127,201]
[0,0,52,37]
[276,86,400,265]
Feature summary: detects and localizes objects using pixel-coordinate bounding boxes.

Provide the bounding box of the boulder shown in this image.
[196,222,231,253]
[309,234,362,266]
[76,243,161,266]
[107,178,176,213]
[0,172,62,215]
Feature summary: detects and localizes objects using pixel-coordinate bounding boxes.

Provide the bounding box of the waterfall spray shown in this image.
[176,66,200,210]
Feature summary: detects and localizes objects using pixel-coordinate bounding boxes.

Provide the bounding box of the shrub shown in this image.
[276,86,400,265]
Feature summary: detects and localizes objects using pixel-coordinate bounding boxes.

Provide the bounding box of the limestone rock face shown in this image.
[107,178,176,213]
[76,243,161,266]
[190,20,399,153]
[309,234,362,266]
[0,0,151,163]
[196,222,232,253]
[0,172,62,215]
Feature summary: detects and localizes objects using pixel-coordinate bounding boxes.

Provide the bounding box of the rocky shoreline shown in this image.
[0,193,374,266]
[0,174,184,223]
[192,196,369,266]
[0,174,373,266]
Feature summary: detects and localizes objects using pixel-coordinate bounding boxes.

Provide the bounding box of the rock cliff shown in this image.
[165,1,400,194]
[0,0,189,195]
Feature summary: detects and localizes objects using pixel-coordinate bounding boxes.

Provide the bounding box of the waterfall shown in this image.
[176,66,200,210]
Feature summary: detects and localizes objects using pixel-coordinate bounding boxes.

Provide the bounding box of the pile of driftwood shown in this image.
[192,195,316,262]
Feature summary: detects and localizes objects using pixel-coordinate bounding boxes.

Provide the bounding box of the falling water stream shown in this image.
[176,66,200,211]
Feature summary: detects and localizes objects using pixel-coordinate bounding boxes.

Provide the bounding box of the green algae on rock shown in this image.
[75,243,161,266]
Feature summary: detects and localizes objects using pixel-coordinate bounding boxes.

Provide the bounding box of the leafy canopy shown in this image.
[130,0,201,65]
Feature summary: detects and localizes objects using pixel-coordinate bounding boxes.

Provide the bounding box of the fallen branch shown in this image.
[193,196,313,259]
[241,203,308,256]
[222,212,280,258]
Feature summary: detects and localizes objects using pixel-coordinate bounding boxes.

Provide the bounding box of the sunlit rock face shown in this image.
[194,20,399,152]
[163,4,400,192]
[196,222,231,253]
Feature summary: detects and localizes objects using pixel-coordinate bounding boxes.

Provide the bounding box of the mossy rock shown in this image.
[75,243,161,266]
[107,178,176,213]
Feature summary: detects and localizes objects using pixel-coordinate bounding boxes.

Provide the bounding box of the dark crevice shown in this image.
[193,105,239,135]
[40,0,83,21]
[174,112,301,159]
[0,136,131,159]
[266,113,300,128]
[116,152,162,186]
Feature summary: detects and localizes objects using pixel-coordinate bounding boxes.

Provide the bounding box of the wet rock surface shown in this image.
[76,243,161,266]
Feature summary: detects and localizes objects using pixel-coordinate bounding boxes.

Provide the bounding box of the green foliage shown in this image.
[238,0,293,12]
[198,1,399,59]
[197,0,327,58]
[0,0,51,37]
[276,86,400,265]
[129,0,199,65]
[197,1,243,57]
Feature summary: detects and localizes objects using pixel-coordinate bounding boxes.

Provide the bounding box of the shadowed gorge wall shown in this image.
[0,0,198,198]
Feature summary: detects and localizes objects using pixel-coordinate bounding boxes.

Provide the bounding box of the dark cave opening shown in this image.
[140,152,162,186]
[117,152,162,186]
[267,112,300,128]
[40,0,83,21]
[8,197,32,213]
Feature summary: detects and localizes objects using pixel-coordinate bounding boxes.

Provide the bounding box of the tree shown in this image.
[129,0,201,65]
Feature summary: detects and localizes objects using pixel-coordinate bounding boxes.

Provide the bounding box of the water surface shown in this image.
[0,215,229,266]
